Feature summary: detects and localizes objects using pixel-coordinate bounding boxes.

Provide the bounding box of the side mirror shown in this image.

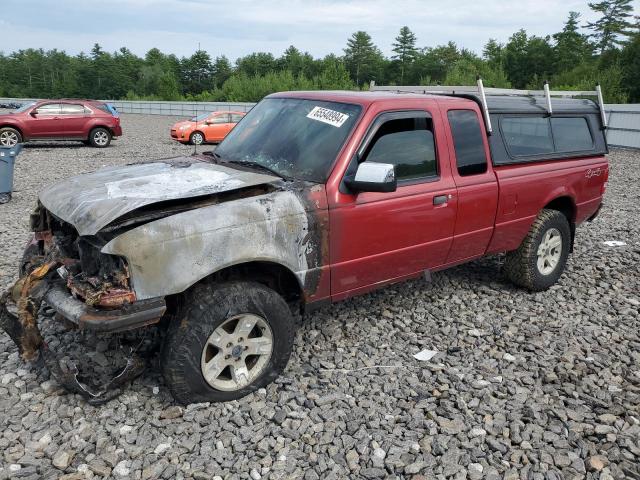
[344,162,397,193]
[30,111,38,117]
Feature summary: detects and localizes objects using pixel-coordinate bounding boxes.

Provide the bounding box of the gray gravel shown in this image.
[0,113,639,480]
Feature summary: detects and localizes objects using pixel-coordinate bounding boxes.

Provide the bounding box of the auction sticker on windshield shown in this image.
[306,106,350,128]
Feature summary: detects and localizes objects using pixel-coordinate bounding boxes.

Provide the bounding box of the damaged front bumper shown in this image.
[45,285,166,333]
[0,251,166,405]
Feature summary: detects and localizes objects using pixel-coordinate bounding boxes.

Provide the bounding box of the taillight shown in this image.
[602,167,609,195]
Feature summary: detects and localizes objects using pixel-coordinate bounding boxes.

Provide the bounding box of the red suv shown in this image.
[0,100,122,148]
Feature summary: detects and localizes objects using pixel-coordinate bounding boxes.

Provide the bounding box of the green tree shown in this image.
[586,0,635,53]
[392,26,418,84]
[343,31,383,86]
[554,12,593,71]
[620,26,640,100]
[483,39,505,67]
[212,55,232,88]
[181,50,214,94]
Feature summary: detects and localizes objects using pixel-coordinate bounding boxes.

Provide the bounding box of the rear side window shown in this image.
[447,110,488,176]
[502,117,554,156]
[60,104,85,114]
[230,113,244,123]
[363,117,437,181]
[95,104,110,114]
[551,117,593,152]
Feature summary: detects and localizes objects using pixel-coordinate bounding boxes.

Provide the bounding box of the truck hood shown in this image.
[39,157,279,236]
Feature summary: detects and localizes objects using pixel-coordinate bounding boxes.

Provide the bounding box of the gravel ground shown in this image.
[0,113,638,480]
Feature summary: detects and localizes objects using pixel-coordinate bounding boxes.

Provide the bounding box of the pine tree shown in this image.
[586,0,635,53]
[343,31,381,86]
[554,12,593,71]
[392,26,418,84]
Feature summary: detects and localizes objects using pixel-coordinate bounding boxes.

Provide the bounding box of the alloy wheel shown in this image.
[200,314,273,391]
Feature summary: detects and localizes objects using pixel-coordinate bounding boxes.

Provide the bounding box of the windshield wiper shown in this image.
[202,150,221,159]
[223,159,290,180]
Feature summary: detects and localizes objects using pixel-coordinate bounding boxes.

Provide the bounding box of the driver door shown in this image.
[203,113,231,142]
[329,109,457,300]
[29,103,62,137]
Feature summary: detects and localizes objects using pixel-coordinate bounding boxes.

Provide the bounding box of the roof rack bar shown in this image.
[476,76,493,134]
[596,83,607,128]
[369,82,607,130]
[544,81,553,115]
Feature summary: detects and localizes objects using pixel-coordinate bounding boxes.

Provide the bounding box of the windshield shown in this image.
[215,98,362,183]
[14,102,35,113]
[190,113,210,122]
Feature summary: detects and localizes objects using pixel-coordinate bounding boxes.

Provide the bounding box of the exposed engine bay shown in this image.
[0,204,149,404]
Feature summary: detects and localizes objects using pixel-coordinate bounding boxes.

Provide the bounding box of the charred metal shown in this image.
[0,155,331,403]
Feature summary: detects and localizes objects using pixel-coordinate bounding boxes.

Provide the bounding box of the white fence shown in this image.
[605,104,640,149]
[1,97,638,148]
[0,98,256,117]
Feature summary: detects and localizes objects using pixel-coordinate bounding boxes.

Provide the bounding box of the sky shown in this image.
[0,0,629,61]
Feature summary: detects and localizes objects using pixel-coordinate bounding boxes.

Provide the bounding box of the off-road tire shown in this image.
[161,281,295,404]
[189,131,205,145]
[89,127,112,148]
[504,209,571,291]
[0,127,22,147]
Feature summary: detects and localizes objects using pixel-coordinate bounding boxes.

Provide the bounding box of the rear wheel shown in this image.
[89,127,111,148]
[161,281,295,404]
[189,131,204,145]
[0,127,22,147]
[504,209,571,291]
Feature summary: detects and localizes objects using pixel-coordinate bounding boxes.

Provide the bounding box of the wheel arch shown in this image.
[167,260,305,314]
[543,195,577,251]
[0,124,24,140]
[88,125,114,139]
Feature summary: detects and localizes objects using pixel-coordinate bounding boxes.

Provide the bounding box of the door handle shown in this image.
[433,194,449,205]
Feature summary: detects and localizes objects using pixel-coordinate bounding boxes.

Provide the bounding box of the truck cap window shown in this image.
[551,117,593,152]
[447,110,488,176]
[502,117,554,156]
[501,116,595,158]
[361,117,437,182]
[215,98,361,183]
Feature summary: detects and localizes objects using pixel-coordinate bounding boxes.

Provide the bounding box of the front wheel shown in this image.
[189,131,204,145]
[161,281,295,404]
[89,127,112,148]
[504,209,571,291]
[0,127,22,147]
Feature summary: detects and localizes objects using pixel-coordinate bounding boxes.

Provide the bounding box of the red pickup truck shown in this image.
[0,87,608,404]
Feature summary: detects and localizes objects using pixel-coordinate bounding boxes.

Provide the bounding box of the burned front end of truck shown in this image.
[0,202,166,404]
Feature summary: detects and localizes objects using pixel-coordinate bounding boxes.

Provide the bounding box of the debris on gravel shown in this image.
[0,112,638,479]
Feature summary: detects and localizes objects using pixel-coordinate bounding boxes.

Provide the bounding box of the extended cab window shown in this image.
[502,117,554,156]
[447,110,487,176]
[551,117,593,152]
[362,117,437,181]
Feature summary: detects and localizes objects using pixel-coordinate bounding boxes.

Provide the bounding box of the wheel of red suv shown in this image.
[89,127,111,148]
[161,281,295,404]
[0,127,22,147]
[189,131,204,145]
[504,209,571,292]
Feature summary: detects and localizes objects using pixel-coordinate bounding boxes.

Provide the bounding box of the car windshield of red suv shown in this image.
[214,98,361,183]
[12,102,35,113]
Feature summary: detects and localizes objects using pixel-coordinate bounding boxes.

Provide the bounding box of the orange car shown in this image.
[170,111,245,145]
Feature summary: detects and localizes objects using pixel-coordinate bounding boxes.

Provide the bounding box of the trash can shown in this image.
[0,144,23,204]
